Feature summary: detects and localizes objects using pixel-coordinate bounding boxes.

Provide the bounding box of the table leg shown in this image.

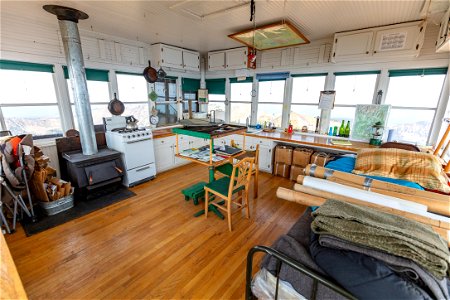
[193,166,225,219]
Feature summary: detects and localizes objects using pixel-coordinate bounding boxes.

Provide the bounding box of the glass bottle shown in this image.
[338,120,345,136]
[345,121,351,137]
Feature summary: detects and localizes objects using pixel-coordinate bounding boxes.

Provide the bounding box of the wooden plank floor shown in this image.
[5,163,306,299]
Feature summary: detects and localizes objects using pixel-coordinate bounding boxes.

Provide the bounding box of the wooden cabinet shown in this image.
[151,43,200,71]
[208,51,226,71]
[436,8,450,53]
[225,48,248,69]
[154,136,176,173]
[182,49,200,71]
[332,31,373,61]
[207,47,247,71]
[331,21,425,62]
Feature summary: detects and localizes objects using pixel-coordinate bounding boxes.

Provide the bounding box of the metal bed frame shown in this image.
[245,245,356,300]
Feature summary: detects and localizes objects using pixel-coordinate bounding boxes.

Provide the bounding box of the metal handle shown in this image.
[126,139,151,144]
[136,166,150,172]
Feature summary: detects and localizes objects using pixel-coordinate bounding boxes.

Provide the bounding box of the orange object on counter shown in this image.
[287,124,293,134]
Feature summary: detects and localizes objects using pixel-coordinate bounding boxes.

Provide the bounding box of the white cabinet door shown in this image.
[154,140,175,173]
[183,50,200,71]
[331,31,373,62]
[208,51,226,71]
[436,9,450,52]
[372,24,423,57]
[225,47,248,69]
[258,145,273,173]
[161,45,183,68]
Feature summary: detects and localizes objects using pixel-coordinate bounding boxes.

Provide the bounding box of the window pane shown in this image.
[72,104,111,128]
[123,103,150,127]
[230,103,251,124]
[208,102,225,121]
[330,107,356,129]
[117,74,148,102]
[3,105,62,137]
[209,94,226,101]
[257,103,283,127]
[258,80,285,103]
[231,82,252,102]
[68,80,110,103]
[334,74,377,105]
[291,76,326,104]
[0,70,57,104]
[385,75,445,108]
[156,103,178,126]
[386,109,435,145]
[290,105,321,130]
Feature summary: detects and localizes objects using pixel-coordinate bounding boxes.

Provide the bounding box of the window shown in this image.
[230,77,253,125]
[330,72,379,128]
[257,80,285,127]
[385,68,447,145]
[290,74,326,130]
[65,67,110,127]
[157,78,178,126]
[117,73,150,126]
[206,78,226,122]
[0,60,63,138]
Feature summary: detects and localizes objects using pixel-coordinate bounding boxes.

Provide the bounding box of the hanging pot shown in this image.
[143,60,158,83]
[108,93,125,116]
[157,67,166,80]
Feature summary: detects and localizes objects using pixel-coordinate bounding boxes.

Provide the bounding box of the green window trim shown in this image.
[229,77,253,83]
[116,71,142,76]
[165,76,178,80]
[205,78,226,94]
[388,68,448,77]
[291,73,328,77]
[0,60,54,73]
[182,78,200,92]
[63,66,109,82]
[334,70,381,76]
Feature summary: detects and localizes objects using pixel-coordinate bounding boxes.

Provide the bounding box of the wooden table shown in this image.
[173,125,247,218]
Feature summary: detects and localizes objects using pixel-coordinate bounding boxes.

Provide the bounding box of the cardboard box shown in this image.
[290,165,305,181]
[310,152,333,167]
[292,148,313,167]
[275,145,293,165]
[274,162,291,178]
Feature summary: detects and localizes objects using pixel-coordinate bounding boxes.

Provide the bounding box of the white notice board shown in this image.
[318,91,336,110]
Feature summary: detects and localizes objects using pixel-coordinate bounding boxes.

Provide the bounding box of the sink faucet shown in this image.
[209,110,216,123]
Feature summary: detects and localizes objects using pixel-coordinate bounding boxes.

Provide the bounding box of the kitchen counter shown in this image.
[152,129,175,139]
[245,131,374,153]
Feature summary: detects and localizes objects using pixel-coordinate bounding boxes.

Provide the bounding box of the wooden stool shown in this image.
[181,181,206,205]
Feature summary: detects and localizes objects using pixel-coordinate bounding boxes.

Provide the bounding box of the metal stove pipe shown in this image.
[44,5,98,155]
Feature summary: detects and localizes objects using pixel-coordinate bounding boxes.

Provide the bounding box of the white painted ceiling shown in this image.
[2,0,449,52]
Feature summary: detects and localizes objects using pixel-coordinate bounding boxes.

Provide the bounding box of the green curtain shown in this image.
[0,60,54,73]
[389,68,448,77]
[229,77,253,83]
[334,70,381,76]
[291,73,328,77]
[205,78,226,94]
[63,66,109,82]
[182,78,200,92]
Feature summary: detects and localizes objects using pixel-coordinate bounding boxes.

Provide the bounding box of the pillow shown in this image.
[353,148,450,194]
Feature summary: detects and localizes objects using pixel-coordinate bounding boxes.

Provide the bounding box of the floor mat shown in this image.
[21,187,136,236]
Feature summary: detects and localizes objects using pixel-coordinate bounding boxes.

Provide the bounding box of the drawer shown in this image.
[154,136,175,147]
[254,138,273,147]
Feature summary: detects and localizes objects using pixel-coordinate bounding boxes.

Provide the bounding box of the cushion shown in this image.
[353,148,450,194]
[204,176,243,196]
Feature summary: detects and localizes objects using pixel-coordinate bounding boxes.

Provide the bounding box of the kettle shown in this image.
[125,115,139,130]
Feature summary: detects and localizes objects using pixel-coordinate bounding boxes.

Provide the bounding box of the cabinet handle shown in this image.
[161,140,164,143]
[366,51,369,54]
[374,51,377,53]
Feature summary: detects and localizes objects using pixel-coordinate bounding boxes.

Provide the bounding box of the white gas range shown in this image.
[104,116,156,187]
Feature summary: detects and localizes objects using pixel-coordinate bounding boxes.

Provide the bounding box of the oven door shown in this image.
[122,139,156,170]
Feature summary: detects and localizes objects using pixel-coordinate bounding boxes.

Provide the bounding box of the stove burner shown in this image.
[111,128,147,134]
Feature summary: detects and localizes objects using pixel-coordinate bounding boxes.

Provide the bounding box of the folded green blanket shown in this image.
[311,200,450,279]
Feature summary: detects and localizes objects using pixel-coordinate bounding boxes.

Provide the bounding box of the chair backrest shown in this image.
[433,119,450,172]
[228,157,255,195]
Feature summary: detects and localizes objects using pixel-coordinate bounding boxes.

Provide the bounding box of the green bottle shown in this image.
[344,121,350,137]
[338,120,345,136]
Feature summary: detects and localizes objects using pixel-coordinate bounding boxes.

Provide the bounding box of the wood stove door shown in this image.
[84,161,122,186]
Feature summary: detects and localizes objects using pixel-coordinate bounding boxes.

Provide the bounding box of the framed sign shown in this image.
[318,91,336,110]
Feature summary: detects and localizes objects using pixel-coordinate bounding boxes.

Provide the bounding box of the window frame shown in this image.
[256,79,286,127]
[229,79,254,125]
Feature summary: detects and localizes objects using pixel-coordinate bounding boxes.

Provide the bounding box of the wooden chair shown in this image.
[216,143,260,198]
[204,157,255,231]
[433,118,450,173]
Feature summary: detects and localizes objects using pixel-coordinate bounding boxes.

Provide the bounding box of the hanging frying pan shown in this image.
[143,60,158,83]
[108,93,125,116]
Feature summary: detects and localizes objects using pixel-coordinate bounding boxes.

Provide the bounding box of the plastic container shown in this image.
[39,194,74,216]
